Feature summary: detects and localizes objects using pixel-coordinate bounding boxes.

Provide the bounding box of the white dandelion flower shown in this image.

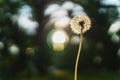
[70,14,91,34]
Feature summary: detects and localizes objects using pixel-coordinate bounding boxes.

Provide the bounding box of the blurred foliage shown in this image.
[0,0,120,80]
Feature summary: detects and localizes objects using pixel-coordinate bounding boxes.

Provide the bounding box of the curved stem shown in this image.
[74,32,83,80]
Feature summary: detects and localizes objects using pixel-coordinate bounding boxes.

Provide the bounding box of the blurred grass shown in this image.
[5,71,120,80]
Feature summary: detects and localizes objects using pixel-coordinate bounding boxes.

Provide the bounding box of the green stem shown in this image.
[74,32,82,80]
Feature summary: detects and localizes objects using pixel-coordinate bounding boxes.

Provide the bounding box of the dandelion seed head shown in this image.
[70,15,91,34]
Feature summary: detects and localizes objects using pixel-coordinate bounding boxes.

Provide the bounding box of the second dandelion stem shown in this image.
[74,32,83,80]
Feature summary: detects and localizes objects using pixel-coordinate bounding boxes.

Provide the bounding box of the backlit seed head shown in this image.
[70,14,91,34]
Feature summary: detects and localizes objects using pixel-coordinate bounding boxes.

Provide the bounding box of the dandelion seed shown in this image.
[70,14,91,34]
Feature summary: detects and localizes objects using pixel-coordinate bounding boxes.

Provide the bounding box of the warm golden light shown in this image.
[52,31,67,44]
[51,30,69,51]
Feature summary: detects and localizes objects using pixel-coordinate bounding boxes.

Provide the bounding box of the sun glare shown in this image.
[51,30,69,51]
[52,31,66,44]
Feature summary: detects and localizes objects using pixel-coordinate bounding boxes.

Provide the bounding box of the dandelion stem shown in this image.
[74,31,82,80]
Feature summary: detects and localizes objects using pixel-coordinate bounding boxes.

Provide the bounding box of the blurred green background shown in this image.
[0,0,120,80]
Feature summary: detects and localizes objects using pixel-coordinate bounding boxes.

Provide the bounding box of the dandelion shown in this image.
[70,14,91,80]
[70,14,91,34]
